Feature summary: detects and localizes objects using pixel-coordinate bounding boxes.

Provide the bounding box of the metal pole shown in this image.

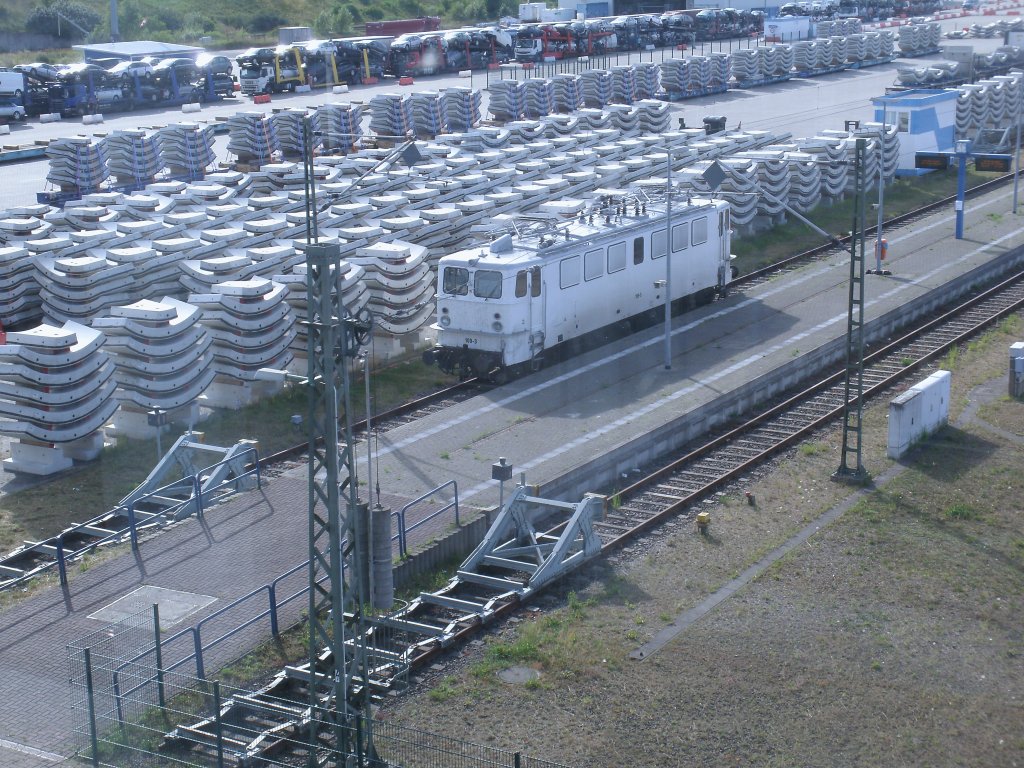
[153,603,165,707]
[363,349,375,614]
[213,680,225,768]
[154,421,161,460]
[1014,94,1022,214]
[84,647,100,768]
[874,108,886,273]
[664,149,673,370]
[956,142,967,240]
[364,351,373,505]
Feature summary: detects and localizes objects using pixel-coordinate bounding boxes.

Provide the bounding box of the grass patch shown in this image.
[798,442,827,456]
[0,357,454,557]
[467,591,611,683]
[945,503,979,521]
[428,676,460,702]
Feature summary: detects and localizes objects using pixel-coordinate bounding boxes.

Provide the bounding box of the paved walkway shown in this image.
[0,461,462,766]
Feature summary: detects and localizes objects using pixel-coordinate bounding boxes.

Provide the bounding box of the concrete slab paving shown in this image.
[86,584,217,627]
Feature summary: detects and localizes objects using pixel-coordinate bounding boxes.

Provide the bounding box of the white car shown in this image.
[0,102,26,121]
[109,60,154,80]
[13,62,62,81]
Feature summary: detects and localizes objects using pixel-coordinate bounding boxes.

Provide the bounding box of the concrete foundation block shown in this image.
[61,432,106,462]
[3,441,74,475]
[203,378,283,410]
[106,401,203,440]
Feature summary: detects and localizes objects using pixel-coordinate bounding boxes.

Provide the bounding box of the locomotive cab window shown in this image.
[560,255,581,288]
[651,228,666,259]
[443,266,469,295]
[607,243,626,273]
[530,266,541,297]
[515,270,528,298]
[585,248,604,281]
[692,216,708,246]
[671,222,689,253]
[633,236,644,264]
[473,270,502,299]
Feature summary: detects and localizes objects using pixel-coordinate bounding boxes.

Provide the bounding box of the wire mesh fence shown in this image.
[68,610,573,768]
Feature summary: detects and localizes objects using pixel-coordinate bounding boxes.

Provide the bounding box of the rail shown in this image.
[107,480,459,713]
[732,172,1015,288]
[1,447,261,592]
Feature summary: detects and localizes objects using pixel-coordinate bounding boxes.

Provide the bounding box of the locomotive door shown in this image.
[527,265,545,364]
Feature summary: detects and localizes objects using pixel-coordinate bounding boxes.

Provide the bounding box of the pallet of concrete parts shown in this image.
[793,63,851,78]
[848,54,899,69]
[658,84,729,102]
[897,47,940,59]
[729,73,792,89]
[34,171,205,208]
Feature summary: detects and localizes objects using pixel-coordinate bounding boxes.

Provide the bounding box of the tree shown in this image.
[314,3,355,37]
[25,0,100,39]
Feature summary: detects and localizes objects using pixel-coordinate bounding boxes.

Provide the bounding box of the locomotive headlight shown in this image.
[440,315,451,327]
[492,321,503,332]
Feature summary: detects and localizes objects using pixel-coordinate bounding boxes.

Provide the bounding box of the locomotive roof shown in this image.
[443,195,724,270]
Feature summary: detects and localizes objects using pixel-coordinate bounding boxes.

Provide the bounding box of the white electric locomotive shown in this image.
[424,194,733,380]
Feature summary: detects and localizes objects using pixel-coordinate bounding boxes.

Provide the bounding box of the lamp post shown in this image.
[664,147,673,371]
[955,138,970,240]
[873,108,890,275]
[1014,95,1022,215]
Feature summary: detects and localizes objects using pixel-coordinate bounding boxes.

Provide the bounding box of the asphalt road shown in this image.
[0,17,1007,211]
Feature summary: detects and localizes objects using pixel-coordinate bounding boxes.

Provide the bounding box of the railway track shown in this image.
[733,172,1015,290]
[0,176,1015,591]
[0,377,485,590]
[162,265,1024,766]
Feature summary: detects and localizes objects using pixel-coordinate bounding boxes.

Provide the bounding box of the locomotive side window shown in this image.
[651,228,666,259]
[584,249,604,281]
[443,266,469,295]
[607,242,626,273]
[560,256,580,288]
[692,216,708,246]
[515,270,528,298]
[474,270,503,299]
[633,236,644,264]
[530,266,541,297]
[671,222,689,253]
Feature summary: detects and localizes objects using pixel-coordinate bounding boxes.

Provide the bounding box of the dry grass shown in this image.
[383,317,1024,768]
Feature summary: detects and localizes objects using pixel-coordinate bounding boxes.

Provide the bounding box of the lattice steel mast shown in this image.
[835,137,869,481]
[301,117,374,766]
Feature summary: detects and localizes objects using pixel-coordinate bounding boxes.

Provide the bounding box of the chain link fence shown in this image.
[69,610,572,768]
